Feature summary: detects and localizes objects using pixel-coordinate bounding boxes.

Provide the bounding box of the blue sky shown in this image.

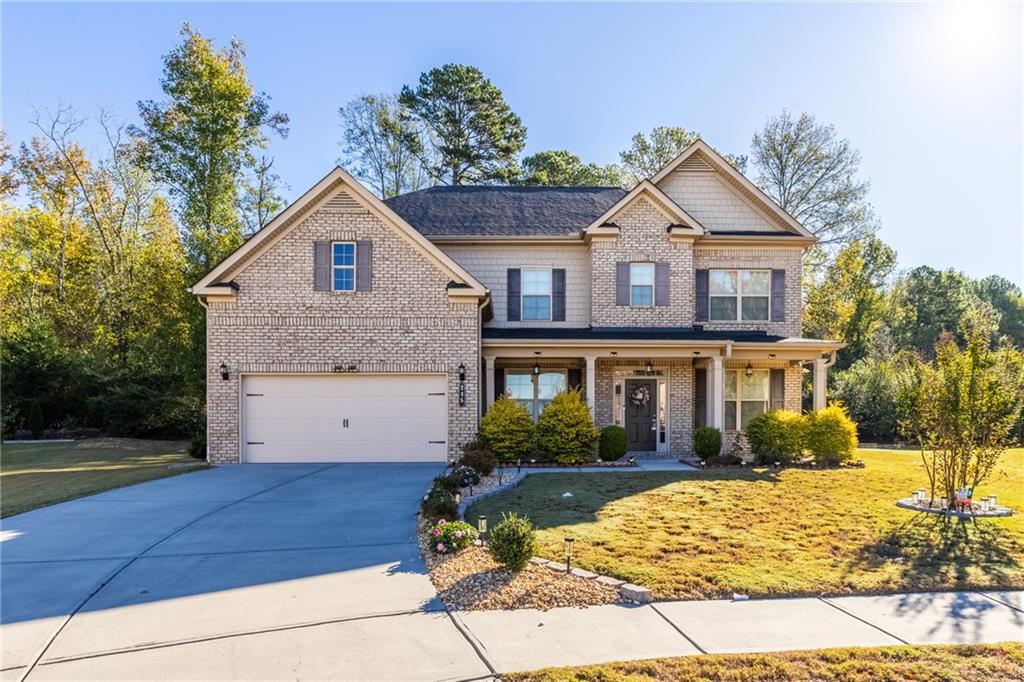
[3,2,1021,284]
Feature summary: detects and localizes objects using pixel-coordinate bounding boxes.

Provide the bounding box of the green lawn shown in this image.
[505,643,1024,682]
[1,438,205,517]
[468,449,1024,600]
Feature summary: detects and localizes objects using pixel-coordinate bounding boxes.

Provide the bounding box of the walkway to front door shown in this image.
[624,379,657,451]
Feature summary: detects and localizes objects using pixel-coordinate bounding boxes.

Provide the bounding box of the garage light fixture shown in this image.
[458,363,466,382]
[219,362,229,381]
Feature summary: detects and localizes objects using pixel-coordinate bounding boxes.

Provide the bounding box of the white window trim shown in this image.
[629,262,655,308]
[520,268,553,322]
[506,369,567,420]
[724,368,769,431]
[709,269,771,322]
[331,241,357,293]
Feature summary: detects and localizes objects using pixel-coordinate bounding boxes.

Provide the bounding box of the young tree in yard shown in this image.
[519,150,625,187]
[133,24,288,276]
[338,93,430,198]
[618,126,746,185]
[751,111,877,247]
[238,155,286,234]
[901,311,1024,506]
[399,64,526,185]
[803,234,897,368]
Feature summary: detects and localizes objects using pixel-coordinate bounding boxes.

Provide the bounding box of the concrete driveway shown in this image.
[1,463,492,681]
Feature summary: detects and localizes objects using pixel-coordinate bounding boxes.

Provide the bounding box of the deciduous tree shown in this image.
[618,126,746,185]
[338,93,429,198]
[519,149,624,187]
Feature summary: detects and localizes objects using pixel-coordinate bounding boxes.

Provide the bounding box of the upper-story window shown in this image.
[332,242,356,292]
[630,263,655,306]
[710,269,769,321]
[522,269,552,321]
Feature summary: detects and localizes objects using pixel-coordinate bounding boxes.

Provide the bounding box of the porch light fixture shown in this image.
[564,536,575,572]
[219,362,229,381]
[692,351,700,356]
[745,362,754,377]
[644,360,654,375]
[533,362,541,375]
[768,353,777,359]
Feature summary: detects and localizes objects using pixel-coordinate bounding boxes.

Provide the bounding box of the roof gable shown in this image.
[583,180,705,239]
[191,167,486,297]
[652,140,815,240]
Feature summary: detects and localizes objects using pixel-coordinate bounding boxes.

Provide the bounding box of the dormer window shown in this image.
[521,269,552,321]
[630,263,655,306]
[332,242,356,292]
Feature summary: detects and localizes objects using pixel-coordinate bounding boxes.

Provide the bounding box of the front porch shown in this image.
[481,329,843,458]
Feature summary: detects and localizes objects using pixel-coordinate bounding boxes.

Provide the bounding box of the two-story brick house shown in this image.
[192,141,841,464]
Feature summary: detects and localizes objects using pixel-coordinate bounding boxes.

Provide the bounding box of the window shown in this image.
[630,263,655,306]
[505,371,566,420]
[710,270,769,321]
[724,369,769,430]
[521,270,552,321]
[332,242,356,292]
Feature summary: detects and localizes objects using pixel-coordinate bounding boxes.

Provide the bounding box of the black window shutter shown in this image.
[770,368,785,410]
[313,241,330,291]
[694,367,707,428]
[655,261,670,306]
[494,368,506,401]
[615,262,630,305]
[356,240,373,291]
[507,269,521,321]
[552,269,566,321]
[771,269,786,322]
[695,269,709,321]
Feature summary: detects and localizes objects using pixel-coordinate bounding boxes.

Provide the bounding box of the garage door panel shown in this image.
[242,375,448,463]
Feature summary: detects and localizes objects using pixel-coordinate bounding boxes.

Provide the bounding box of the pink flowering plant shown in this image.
[428,519,478,554]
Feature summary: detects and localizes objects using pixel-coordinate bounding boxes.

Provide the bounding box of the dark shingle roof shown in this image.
[385,186,627,237]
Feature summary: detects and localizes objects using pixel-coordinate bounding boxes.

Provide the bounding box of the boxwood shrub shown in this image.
[805,403,858,466]
[745,409,807,464]
[598,425,628,460]
[693,426,722,460]
[488,512,536,571]
[535,390,599,465]
[479,396,535,463]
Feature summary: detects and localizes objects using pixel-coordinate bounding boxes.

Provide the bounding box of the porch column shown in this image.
[710,355,725,430]
[484,356,496,411]
[813,358,828,411]
[584,355,597,417]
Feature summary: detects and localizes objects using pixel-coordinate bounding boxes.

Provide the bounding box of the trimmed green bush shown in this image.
[421,485,458,522]
[188,430,207,460]
[454,464,481,488]
[479,396,535,463]
[598,425,628,460]
[535,390,600,465]
[433,473,461,495]
[459,439,497,476]
[693,426,722,460]
[488,512,536,571]
[745,409,807,464]
[805,403,859,466]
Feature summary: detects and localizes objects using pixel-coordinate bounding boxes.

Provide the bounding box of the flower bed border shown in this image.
[896,497,1013,518]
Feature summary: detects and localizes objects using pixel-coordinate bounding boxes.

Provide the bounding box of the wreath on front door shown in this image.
[629,384,651,408]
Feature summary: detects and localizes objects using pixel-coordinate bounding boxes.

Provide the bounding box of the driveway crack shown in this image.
[16,464,340,682]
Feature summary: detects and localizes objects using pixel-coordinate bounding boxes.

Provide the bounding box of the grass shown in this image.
[1,437,206,517]
[468,449,1024,600]
[504,643,1024,682]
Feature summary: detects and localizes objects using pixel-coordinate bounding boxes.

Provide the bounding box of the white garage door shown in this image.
[242,374,448,463]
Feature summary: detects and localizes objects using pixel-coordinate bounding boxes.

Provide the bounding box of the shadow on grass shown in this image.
[466,467,781,531]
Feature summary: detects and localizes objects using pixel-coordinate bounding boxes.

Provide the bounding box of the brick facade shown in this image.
[205,189,480,464]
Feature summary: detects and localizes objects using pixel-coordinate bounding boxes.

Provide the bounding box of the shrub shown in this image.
[488,512,536,571]
[535,390,600,465]
[188,429,207,460]
[421,485,458,522]
[27,400,44,440]
[745,409,807,465]
[598,425,628,460]
[433,473,461,495]
[479,396,535,463]
[459,440,497,476]
[693,426,722,460]
[454,464,481,488]
[805,403,859,466]
[427,519,478,554]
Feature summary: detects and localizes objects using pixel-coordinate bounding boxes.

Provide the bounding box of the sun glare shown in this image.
[925,1,1018,73]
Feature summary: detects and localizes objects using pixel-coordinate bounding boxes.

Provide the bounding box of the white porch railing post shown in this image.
[584,355,597,417]
[710,355,725,430]
[484,356,496,411]
[813,358,827,411]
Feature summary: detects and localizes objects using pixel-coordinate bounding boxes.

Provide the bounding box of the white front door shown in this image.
[241,374,448,463]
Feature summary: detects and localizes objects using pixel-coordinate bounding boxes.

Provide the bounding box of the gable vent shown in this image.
[323,190,362,211]
[678,155,714,172]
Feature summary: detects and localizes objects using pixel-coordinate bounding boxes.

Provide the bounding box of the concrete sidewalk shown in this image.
[452,590,1023,674]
